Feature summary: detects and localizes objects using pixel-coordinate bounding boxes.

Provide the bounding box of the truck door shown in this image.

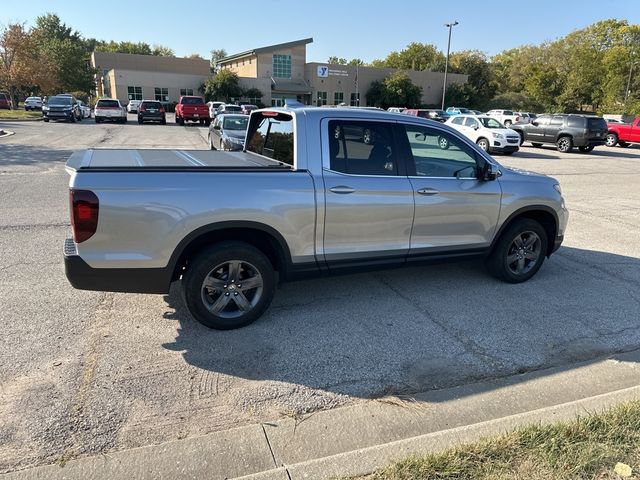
[632,118,640,143]
[400,124,502,253]
[320,119,414,265]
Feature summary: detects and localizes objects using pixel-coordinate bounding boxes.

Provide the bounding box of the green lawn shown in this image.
[356,400,640,480]
[0,108,42,121]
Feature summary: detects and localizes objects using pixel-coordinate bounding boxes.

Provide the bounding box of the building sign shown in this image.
[317,66,349,78]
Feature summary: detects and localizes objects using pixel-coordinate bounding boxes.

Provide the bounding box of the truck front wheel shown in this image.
[182,242,276,330]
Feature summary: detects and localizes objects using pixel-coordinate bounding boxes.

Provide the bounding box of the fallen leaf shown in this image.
[614,462,632,477]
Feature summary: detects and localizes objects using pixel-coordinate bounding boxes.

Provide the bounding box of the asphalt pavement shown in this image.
[1,115,639,476]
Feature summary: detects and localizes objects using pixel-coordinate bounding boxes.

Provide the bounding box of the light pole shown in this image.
[624,52,636,113]
[441,20,459,111]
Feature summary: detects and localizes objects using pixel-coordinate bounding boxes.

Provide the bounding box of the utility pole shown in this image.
[624,53,635,113]
[441,20,459,111]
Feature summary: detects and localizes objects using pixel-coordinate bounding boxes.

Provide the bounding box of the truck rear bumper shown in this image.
[64,238,171,294]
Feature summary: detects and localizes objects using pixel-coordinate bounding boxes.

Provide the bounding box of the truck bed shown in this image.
[66,149,292,171]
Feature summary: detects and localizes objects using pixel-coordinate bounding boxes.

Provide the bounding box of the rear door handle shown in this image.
[329,186,355,194]
[416,187,439,196]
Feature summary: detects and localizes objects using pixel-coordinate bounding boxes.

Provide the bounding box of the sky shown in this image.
[2,0,639,62]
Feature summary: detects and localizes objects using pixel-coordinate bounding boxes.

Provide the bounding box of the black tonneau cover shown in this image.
[65,149,292,171]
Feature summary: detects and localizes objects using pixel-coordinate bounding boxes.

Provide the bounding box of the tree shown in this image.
[448,50,493,109]
[243,87,264,107]
[151,44,174,56]
[203,70,243,102]
[32,14,95,95]
[365,72,422,108]
[348,58,365,66]
[373,42,446,71]
[327,56,347,65]
[186,53,204,59]
[210,48,227,72]
[0,23,53,107]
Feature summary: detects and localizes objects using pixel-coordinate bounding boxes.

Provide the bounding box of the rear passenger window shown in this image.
[550,116,564,126]
[451,117,464,125]
[403,125,478,178]
[328,120,398,176]
[464,117,478,128]
[247,112,294,165]
[567,117,586,128]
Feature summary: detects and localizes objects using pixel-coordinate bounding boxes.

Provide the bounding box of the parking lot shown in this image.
[1,115,639,473]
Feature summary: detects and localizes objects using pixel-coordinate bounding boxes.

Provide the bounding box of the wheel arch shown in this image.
[168,221,293,283]
[491,206,559,257]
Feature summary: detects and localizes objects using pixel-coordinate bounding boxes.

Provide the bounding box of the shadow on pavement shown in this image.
[0,143,72,168]
[162,246,640,401]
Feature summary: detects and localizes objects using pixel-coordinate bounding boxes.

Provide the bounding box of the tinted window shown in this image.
[550,116,564,126]
[247,113,294,165]
[451,117,464,125]
[567,116,587,128]
[181,97,204,105]
[479,117,504,128]
[97,100,120,108]
[328,120,398,176]
[404,125,478,178]
[416,110,429,118]
[223,116,249,130]
[49,96,74,105]
[534,115,550,126]
[224,105,242,113]
[503,110,513,115]
[141,101,161,108]
[463,117,478,128]
[587,118,607,130]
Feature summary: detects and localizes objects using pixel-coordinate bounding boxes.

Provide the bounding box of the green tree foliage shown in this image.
[203,70,243,102]
[366,72,422,108]
[372,42,446,71]
[210,48,227,72]
[32,14,95,95]
[151,44,175,56]
[448,50,493,109]
[327,56,347,64]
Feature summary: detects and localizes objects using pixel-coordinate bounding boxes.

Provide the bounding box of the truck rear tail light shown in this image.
[70,189,99,243]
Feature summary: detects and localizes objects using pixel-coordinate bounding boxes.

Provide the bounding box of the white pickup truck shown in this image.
[64,107,568,329]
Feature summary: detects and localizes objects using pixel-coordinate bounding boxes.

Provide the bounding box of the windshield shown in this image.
[181,97,204,105]
[458,108,471,113]
[225,105,242,112]
[223,116,249,130]
[49,96,74,106]
[479,117,505,128]
[97,100,120,108]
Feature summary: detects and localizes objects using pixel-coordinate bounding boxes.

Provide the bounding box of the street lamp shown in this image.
[441,20,459,111]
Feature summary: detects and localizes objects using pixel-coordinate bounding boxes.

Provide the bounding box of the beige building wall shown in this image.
[224,55,258,77]
[237,78,273,105]
[91,51,210,76]
[106,69,208,104]
[255,44,306,81]
[305,63,468,106]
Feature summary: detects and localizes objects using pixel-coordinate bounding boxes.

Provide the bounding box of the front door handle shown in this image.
[416,187,439,196]
[329,186,355,194]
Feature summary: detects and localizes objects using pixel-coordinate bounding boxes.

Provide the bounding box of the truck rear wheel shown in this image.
[182,242,276,330]
[486,218,548,283]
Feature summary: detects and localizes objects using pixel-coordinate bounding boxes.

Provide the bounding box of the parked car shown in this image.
[137,100,166,124]
[486,109,522,127]
[445,107,472,116]
[513,112,537,124]
[214,104,243,117]
[77,100,91,118]
[127,100,142,113]
[63,107,567,330]
[0,93,11,110]
[387,107,406,114]
[240,104,258,115]
[404,108,450,123]
[446,114,520,154]
[208,114,249,150]
[94,98,127,124]
[175,96,210,125]
[605,116,640,147]
[510,114,608,152]
[605,118,626,124]
[207,101,224,118]
[24,96,43,111]
[42,95,82,122]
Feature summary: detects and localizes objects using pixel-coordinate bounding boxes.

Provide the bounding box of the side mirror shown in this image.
[481,162,501,181]
[213,124,221,130]
[531,121,539,126]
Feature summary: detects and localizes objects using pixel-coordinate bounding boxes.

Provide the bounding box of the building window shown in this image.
[334,92,344,105]
[271,96,285,107]
[127,86,142,101]
[154,87,169,102]
[272,54,292,78]
[317,91,327,106]
[180,88,194,96]
[350,93,360,106]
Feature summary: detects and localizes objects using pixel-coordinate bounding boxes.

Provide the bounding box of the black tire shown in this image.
[605,133,618,147]
[504,120,512,127]
[531,142,543,148]
[476,137,490,152]
[517,132,525,146]
[437,136,450,150]
[486,218,548,283]
[578,145,594,152]
[618,141,629,148]
[95,118,100,123]
[69,114,76,123]
[161,118,166,125]
[179,116,185,126]
[556,136,573,153]
[208,133,215,150]
[363,128,373,144]
[138,118,143,124]
[205,119,211,127]
[175,114,180,124]
[43,118,49,122]
[182,242,276,330]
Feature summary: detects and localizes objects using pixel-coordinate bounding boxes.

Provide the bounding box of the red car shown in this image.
[0,93,12,110]
[175,96,210,126]
[606,117,640,147]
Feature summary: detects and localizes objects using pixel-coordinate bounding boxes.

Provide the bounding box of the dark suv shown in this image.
[511,114,607,152]
[137,100,166,124]
[404,108,450,123]
[42,95,82,123]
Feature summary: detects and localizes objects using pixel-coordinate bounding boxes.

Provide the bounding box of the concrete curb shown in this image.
[0,117,43,122]
[3,350,640,480]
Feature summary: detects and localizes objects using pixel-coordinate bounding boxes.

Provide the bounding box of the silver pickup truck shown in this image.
[64,107,568,329]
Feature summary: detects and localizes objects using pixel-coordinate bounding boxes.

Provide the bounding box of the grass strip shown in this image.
[358,400,640,479]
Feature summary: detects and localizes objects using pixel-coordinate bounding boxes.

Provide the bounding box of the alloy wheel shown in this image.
[506,231,541,276]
